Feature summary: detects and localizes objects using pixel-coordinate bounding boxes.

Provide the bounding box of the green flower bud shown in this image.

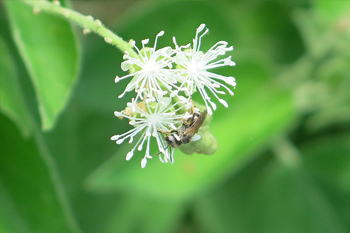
[180,124,217,155]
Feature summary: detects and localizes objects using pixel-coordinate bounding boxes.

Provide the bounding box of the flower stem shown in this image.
[23,0,138,58]
[272,135,301,168]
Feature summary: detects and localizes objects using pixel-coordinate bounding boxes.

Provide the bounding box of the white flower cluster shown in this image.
[111,24,236,168]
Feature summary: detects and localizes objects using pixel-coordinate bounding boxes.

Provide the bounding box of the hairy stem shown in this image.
[23,0,138,58]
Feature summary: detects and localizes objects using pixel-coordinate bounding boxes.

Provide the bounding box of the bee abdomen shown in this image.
[181,134,192,144]
[165,135,182,148]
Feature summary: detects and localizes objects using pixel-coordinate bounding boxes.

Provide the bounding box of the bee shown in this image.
[159,109,207,148]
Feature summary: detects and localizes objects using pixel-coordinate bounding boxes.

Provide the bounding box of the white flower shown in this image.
[115,31,179,102]
[110,97,190,168]
[172,24,237,115]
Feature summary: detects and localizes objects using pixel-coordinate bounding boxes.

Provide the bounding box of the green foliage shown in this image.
[0,36,31,137]
[1,0,349,233]
[0,114,81,233]
[3,1,80,130]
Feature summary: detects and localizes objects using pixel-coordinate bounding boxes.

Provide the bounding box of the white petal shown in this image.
[211,83,220,88]
[174,134,181,141]
[210,100,217,110]
[121,61,132,71]
[142,38,149,45]
[141,158,147,168]
[159,155,165,163]
[207,107,213,115]
[118,92,126,98]
[225,77,236,86]
[219,99,228,107]
[126,151,133,161]
[159,97,171,108]
[229,60,236,66]
[110,135,119,140]
[157,30,165,37]
[192,134,201,141]
[170,123,177,130]
[114,111,122,117]
[197,23,206,32]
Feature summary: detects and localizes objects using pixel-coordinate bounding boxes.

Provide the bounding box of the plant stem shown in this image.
[272,135,301,168]
[23,0,138,58]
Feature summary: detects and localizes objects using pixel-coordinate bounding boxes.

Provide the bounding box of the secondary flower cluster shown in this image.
[111,24,236,168]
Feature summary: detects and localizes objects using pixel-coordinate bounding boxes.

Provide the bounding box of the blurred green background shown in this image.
[1,0,350,233]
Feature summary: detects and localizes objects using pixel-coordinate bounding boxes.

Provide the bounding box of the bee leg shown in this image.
[157,129,171,134]
[157,129,178,134]
[155,145,169,156]
[190,103,195,115]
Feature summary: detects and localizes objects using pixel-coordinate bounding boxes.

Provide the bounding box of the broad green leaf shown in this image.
[194,131,350,233]
[0,36,31,137]
[194,156,348,233]
[103,194,185,233]
[4,1,80,130]
[192,133,350,233]
[0,113,82,233]
[302,134,350,192]
[301,133,350,229]
[0,185,29,233]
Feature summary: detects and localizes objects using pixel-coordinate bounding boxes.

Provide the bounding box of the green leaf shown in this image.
[302,134,350,192]
[301,133,350,229]
[192,133,350,233]
[0,36,31,137]
[4,1,80,130]
[103,194,185,233]
[0,185,29,233]
[0,113,81,233]
[193,153,349,233]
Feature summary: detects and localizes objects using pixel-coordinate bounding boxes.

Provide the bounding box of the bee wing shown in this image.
[184,109,207,135]
[192,134,201,141]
